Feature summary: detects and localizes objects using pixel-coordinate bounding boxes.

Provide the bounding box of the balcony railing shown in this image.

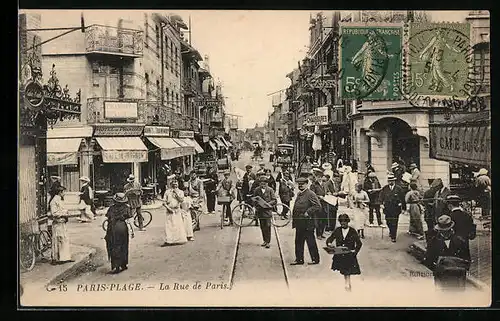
[87,98,176,125]
[182,78,198,96]
[85,24,143,58]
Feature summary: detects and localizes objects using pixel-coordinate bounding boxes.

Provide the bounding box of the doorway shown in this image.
[389,118,420,168]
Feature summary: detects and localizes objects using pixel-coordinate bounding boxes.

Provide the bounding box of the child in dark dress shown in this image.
[326,213,363,292]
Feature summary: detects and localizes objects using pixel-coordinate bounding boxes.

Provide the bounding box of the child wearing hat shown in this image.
[326,213,362,292]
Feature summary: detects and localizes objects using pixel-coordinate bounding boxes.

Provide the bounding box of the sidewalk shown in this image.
[20,244,96,303]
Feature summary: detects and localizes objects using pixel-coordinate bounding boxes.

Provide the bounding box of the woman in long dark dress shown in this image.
[326,213,362,292]
[105,193,132,274]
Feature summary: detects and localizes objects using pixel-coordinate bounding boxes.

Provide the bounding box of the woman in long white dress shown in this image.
[161,179,188,246]
[180,190,195,242]
[49,186,73,264]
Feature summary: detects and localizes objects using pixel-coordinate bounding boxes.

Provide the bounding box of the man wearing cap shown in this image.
[124,174,145,231]
[378,173,406,242]
[363,171,384,227]
[79,176,95,222]
[408,163,422,191]
[291,177,322,265]
[424,214,470,291]
[252,176,277,248]
[242,165,256,205]
[216,170,235,226]
[474,168,491,219]
[310,167,327,239]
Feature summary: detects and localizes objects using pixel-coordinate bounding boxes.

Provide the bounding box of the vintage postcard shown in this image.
[18,9,491,307]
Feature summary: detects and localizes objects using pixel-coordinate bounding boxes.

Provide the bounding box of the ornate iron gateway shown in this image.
[20,36,82,130]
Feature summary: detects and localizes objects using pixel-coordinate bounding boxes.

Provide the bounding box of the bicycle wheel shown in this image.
[271,203,292,227]
[19,236,36,272]
[231,203,255,227]
[134,210,152,228]
[102,219,108,232]
[38,230,52,259]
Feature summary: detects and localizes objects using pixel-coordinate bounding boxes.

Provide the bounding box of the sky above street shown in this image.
[27,10,472,129]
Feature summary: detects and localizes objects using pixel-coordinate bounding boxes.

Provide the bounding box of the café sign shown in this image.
[102,150,148,163]
[310,79,335,89]
[430,123,491,167]
[94,124,144,136]
[305,106,329,126]
[178,130,194,139]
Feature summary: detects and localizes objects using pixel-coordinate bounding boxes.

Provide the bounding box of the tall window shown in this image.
[144,16,149,48]
[175,47,179,77]
[176,93,180,112]
[166,89,170,106]
[474,45,490,94]
[156,80,160,100]
[145,73,150,100]
[165,37,170,70]
[171,43,174,72]
[155,24,160,55]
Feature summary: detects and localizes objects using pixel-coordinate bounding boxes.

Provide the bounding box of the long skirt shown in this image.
[165,209,188,244]
[105,221,129,269]
[51,222,71,262]
[408,204,424,235]
[180,209,194,238]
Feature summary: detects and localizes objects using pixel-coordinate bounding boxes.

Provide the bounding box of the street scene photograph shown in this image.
[18,9,491,307]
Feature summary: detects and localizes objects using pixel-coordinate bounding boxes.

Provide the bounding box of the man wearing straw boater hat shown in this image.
[424,214,470,291]
[378,173,405,243]
[252,175,277,248]
[124,174,145,231]
[78,176,95,222]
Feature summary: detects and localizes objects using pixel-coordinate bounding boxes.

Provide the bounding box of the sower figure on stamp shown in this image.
[252,176,277,248]
[290,177,321,266]
[378,173,406,243]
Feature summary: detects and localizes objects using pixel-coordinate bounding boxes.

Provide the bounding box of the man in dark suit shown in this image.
[378,173,405,242]
[290,177,322,265]
[433,178,452,221]
[446,194,475,262]
[424,215,471,291]
[309,168,327,239]
[241,165,256,206]
[253,176,277,248]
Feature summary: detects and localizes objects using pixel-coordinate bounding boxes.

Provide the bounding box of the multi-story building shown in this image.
[39,12,209,196]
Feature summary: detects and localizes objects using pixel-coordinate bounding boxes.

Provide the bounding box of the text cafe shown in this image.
[429,110,491,195]
[91,124,147,195]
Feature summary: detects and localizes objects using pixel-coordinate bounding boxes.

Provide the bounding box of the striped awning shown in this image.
[208,140,217,151]
[145,137,184,160]
[219,136,232,148]
[47,138,83,166]
[95,137,148,163]
[213,137,225,149]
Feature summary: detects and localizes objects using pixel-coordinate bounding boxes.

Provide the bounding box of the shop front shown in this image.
[92,124,147,195]
[46,126,93,192]
[351,102,450,187]
[429,110,490,198]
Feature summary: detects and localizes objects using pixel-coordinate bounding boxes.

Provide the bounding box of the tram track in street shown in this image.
[228,217,290,292]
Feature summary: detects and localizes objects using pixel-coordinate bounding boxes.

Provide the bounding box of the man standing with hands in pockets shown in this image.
[290,177,322,265]
[253,176,277,248]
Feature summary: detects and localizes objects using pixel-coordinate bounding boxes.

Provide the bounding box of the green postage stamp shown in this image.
[339,24,403,101]
[407,23,472,98]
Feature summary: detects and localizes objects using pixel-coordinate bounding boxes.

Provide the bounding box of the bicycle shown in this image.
[102,207,152,231]
[231,197,291,228]
[19,216,52,272]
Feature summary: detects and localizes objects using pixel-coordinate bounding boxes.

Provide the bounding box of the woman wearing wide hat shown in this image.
[49,185,74,265]
[326,213,363,292]
[105,193,133,274]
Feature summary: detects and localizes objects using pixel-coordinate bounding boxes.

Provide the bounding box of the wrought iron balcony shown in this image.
[141,101,175,126]
[182,78,199,96]
[201,122,210,136]
[85,24,143,58]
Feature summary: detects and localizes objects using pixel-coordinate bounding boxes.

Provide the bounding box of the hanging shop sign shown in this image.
[310,79,335,89]
[47,152,78,166]
[429,121,490,167]
[144,126,170,137]
[104,101,138,119]
[24,81,45,108]
[305,106,329,126]
[178,130,195,139]
[94,124,144,136]
[339,24,402,101]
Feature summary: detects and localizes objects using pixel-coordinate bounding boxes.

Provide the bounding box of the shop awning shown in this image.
[172,138,196,157]
[429,111,490,167]
[213,137,225,149]
[95,137,148,163]
[208,140,217,151]
[47,138,83,166]
[47,126,93,138]
[145,137,184,160]
[186,138,204,154]
[220,136,232,148]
